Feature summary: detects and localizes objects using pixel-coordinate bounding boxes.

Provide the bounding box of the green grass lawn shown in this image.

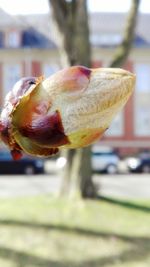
[0,195,149,267]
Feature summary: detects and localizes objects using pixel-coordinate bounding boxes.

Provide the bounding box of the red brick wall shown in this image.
[32,61,42,76]
[22,61,26,76]
[92,60,102,68]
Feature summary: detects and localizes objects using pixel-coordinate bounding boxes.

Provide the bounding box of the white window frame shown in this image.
[134,63,150,136]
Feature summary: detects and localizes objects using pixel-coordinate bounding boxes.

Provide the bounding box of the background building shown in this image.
[0,8,150,155]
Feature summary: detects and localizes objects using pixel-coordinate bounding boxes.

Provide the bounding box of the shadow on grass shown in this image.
[98,196,150,213]
[0,246,60,267]
[0,199,149,266]
[0,220,149,250]
[78,237,150,267]
[0,234,149,267]
[0,218,149,243]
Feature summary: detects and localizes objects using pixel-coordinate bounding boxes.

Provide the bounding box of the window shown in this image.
[3,64,21,99]
[105,111,124,137]
[90,33,122,46]
[134,63,150,136]
[135,64,150,92]
[7,31,20,48]
[43,64,60,78]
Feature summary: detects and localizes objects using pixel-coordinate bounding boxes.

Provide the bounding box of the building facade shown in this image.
[0,9,150,155]
[92,48,150,154]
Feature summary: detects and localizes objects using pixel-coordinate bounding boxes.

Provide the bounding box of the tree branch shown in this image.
[49,0,69,33]
[73,0,91,66]
[110,0,141,68]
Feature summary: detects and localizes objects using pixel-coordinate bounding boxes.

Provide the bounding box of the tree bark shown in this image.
[50,0,96,198]
[110,0,140,68]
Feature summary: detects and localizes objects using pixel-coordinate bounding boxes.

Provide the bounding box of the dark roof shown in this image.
[20,12,150,48]
[0,9,150,49]
[22,28,56,49]
[134,34,150,47]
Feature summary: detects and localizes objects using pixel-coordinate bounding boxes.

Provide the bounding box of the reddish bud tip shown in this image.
[0,121,5,132]
[11,149,23,161]
[78,66,91,78]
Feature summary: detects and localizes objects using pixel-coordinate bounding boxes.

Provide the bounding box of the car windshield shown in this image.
[92,152,116,156]
[139,152,150,159]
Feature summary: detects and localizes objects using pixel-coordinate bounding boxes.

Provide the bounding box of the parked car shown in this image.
[45,146,120,175]
[91,146,120,174]
[0,150,44,174]
[127,151,150,173]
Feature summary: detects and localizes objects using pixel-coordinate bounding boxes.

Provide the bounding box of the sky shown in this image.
[0,0,149,15]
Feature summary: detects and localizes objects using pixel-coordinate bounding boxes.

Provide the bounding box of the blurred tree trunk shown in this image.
[49,0,96,198]
[49,0,140,198]
[49,0,91,67]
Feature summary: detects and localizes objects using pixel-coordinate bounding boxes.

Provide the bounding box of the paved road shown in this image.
[0,175,61,198]
[93,174,150,199]
[0,174,149,198]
